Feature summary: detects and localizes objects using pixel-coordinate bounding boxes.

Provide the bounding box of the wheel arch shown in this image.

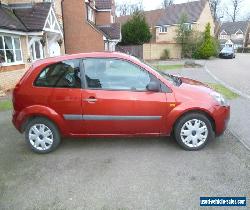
[18,105,68,136]
[169,108,216,136]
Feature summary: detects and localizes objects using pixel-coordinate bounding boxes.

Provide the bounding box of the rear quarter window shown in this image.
[34,59,81,88]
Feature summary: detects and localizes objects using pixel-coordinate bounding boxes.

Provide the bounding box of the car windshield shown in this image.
[221,47,234,53]
[132,56,182,86]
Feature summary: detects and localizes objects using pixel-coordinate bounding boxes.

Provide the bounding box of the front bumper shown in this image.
[213,105,230,136]
[219,53,233,58]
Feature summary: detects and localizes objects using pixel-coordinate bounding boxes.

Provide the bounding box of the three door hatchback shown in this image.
[12,52,230,153]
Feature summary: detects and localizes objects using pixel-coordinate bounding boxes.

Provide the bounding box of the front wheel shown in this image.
[174,113,214,151]
[25,117,61,154]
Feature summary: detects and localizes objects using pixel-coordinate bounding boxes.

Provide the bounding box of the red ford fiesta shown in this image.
[12,52,230,153]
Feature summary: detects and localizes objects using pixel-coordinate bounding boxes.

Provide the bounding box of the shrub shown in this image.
[237,47,250,53]
[193,23,218,59]
[160,49,170,60]
[121,11,152,45]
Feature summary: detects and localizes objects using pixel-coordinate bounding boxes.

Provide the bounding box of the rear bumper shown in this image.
[213,105,230,136]
[12,110,23,133]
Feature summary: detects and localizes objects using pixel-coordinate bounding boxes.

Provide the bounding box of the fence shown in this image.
[116,45,143,59]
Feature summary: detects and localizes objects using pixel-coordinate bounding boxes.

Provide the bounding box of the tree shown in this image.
[226,0,244,22]
[121,12,151,45]
[175,14,193,58]
[209,0,222,20]
[162,0,174,8]
[116,1,143,16]
[194,23,218,59]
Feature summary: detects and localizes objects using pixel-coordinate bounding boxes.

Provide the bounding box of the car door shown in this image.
[81,58,174,135]
[34,59,83,134]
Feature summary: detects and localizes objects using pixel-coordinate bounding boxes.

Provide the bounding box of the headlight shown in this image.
[210,92,228,106]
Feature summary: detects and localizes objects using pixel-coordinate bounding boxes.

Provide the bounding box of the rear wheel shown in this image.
[25,117,61,154]
[174,113,214,151]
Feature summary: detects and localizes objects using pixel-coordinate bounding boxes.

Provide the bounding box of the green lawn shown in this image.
[207,83,239,100]
[0,100,12,112]
[153,64,184,71]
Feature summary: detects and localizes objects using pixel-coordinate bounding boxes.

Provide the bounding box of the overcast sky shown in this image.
[116,0,250,20]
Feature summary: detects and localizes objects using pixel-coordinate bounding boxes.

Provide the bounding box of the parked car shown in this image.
[12,52,230,153]
[219,47,235,59]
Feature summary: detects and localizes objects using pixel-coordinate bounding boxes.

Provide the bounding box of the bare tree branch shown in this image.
[209,0,222,20]
[225,0,244,22]
[162,0,174,9]
[116,1,143,16]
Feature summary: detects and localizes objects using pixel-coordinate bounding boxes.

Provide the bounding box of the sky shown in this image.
[116,0,250,20]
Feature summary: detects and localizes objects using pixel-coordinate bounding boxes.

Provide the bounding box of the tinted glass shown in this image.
[4,36,13,50]
[0,37,3,49]
[84,58,158,91]
[35,59,81,88]
[0,50,5,63]
[14,38,21,49]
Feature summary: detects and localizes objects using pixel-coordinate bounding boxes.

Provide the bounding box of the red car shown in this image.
[12,52,230,153]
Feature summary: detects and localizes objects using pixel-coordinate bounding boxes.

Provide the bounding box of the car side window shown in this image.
[35,59,81,88]
[83,58,159,91]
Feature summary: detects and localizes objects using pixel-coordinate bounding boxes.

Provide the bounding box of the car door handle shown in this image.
[83,97,98,103]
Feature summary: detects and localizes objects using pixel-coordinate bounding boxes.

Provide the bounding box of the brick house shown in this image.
[0,0,64,73]
[117,0,214,59]
[218,21,250,50]
[62,0,121,54]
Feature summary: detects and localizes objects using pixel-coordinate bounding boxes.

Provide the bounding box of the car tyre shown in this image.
[25,117,61,154]
[174,113,214,151]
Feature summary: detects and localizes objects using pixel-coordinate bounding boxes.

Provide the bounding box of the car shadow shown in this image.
[60,136,180,151]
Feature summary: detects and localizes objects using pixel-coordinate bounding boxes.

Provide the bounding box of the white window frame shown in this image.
[87,5,95,23]
[184,23,192,30]
[159,26,168,33]
[43,7,62,36]
[0,34,23,66]
[29,37,44,61]
[220,35,229,39]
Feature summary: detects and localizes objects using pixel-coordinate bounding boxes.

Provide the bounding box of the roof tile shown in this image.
[97,23,121,40]
[95,0,112,10]
[0,6,27,31]
[13,2,51,32]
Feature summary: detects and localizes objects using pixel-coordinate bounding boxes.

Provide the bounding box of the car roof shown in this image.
[32,52,135,68]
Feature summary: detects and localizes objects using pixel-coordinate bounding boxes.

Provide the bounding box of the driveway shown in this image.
[205,54,250,97]
[204,54,250,149]
[1,111,250,210]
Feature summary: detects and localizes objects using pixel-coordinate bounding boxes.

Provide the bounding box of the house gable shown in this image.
[220,30,227,35]
[235,29,243,35]
[195,0,215,35]
[43,6,62,36]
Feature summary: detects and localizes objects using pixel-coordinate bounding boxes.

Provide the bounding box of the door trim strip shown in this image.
[63,114,161,121]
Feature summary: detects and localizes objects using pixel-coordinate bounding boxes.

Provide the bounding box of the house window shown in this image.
[159,26,168,33]
[87,5,95,23]
[220,35,228,39]
[0,35,23,65]
[184,23,192,30]
[111,15,115,23]
[235,30,243,39]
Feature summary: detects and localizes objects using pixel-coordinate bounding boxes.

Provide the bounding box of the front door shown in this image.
[81,58,171,135]
[30,38,44,61]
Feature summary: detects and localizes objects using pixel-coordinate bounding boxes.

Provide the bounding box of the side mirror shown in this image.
[146,81,160,92]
